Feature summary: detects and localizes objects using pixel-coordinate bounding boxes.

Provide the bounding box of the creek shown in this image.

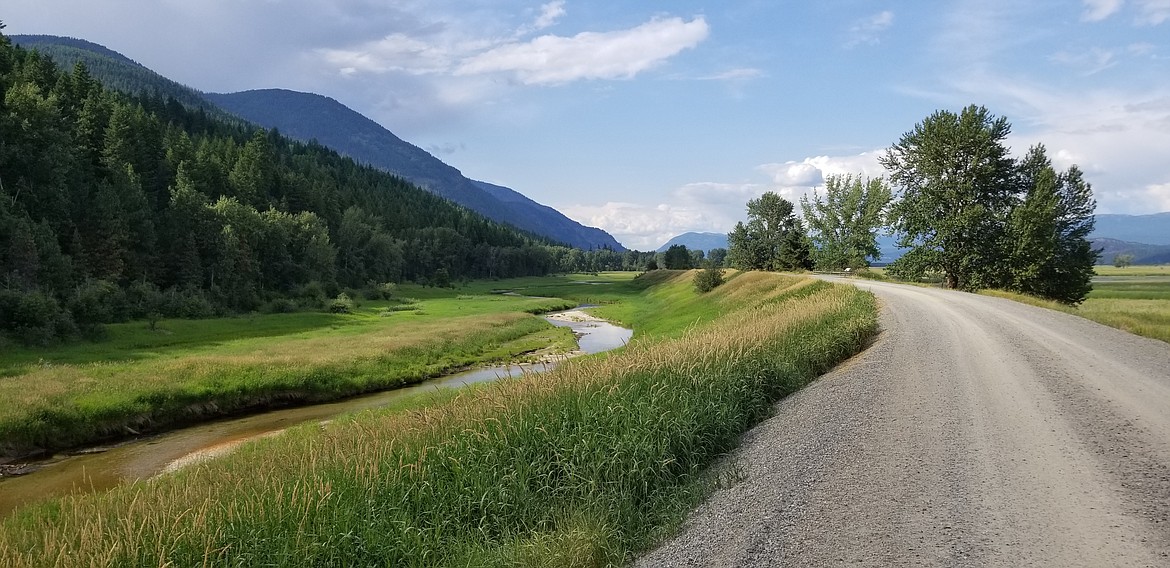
[0,309,631,517]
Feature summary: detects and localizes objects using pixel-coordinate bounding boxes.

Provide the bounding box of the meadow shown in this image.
[0,271,877,567]
[0,285,578,457]
[982,265,1170,344]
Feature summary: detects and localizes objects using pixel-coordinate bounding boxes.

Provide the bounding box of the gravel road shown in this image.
[636,278,1170,567]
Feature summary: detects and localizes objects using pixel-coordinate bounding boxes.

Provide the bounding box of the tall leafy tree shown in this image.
[801,174,892,270]
[662,244,693,269]
[881,105,1017,289]
[1008,145,1097,304]
[727,192,813,272]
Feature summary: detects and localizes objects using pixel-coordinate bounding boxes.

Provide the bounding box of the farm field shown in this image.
[983,265,1170,344]
[0,271,877,567]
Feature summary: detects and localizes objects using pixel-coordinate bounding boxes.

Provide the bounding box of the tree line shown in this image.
[725,105,1097,305]
[0,27,649,346]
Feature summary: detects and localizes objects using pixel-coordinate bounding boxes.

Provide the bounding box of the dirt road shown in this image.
[637,278,1170,567]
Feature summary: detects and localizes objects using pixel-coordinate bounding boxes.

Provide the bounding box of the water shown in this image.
[0,310,631,516]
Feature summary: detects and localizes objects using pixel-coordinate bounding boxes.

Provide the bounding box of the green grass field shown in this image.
[0,286,579,456]
[0,271,878,567]
[980,265,1170,344]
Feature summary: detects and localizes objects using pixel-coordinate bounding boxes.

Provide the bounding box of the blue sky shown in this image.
[6,1,1170,249]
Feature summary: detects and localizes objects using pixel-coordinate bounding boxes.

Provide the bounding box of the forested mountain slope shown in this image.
[11,35,623,251]
[0,29,578,345]
[206,89,624,251]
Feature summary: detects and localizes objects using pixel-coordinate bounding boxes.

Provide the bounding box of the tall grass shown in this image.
[0,310,574,456]
[0,273,877,567]
[983,274,1170,344]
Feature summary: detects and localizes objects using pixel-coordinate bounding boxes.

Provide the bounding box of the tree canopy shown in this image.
[880,105,1097,303]
[727,192,813,272]
[0,32,657,346]
[800,174,892,270]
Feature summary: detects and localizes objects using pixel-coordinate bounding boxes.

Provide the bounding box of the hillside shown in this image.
[206,90,624,251]
[1091,238,1170,265]
[1092,212,1170,245]
[15,35,624,251]
[656,232,728,252]
[11,35,228,119]
[0,29,580,346]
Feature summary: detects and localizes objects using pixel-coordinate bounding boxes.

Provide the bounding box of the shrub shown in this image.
[328,293,354,313]
[694,266,726,293]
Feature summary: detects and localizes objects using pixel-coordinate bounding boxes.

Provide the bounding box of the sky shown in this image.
[5,0,1170,250]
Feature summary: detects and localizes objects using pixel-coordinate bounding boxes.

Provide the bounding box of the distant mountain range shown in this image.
[656,232,728,252]
[13,35,623,251]
[660,212,1170,265]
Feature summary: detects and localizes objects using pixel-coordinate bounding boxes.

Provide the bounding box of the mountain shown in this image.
[11,35,228,119]
[1091,238,1170,265]
[206,90,623,250]
[656,232,728,253]
[14,35,623,251]
[1091,213,1170,245]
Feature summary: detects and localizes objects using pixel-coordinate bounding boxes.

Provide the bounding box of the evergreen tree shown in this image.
[662,244,692,269]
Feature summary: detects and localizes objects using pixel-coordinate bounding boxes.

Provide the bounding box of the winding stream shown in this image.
[0,309,631,517]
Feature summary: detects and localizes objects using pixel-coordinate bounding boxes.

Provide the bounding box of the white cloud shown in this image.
[533,1,566,31]
[1049,47,1117,75]
[1082,0,1125,22]
[845,10,894,48]
[456,17,709,85]
[562,151,889,250]
[1135,0,1170,24]
[699,68,766,81]
[561,201,728,251]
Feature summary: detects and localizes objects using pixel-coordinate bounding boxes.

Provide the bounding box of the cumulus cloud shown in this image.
[845,10,894,48]
[1082,0,1125,21]
[561,201,729,251]
[456,17,709,85]
[561,151,889,250]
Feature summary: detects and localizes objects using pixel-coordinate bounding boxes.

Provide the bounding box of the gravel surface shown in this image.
[635,278,1170,567]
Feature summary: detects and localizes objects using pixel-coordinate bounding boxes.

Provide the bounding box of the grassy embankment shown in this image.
[0,270,877,567]
[0,287,578,457]
[981,265,1170,344]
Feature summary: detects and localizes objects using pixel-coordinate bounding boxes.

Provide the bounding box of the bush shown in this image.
[694,266,726,293]
[263,298,299,314]
[0,289,77,346]
[328,293,354,313]
[164,287,217,319]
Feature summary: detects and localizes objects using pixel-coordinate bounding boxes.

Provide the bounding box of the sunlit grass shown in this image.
[0,291,577,455]
[982,273,1170,344]
[0,272,877,567]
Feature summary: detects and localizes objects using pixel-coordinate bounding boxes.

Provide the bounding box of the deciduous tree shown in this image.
[801,174,892,270]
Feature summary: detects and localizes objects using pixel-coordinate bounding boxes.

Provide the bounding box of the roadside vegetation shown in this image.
[0,271,877,567]
[981,265,1170,344]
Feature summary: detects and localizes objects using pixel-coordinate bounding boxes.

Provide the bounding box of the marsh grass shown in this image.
[0,273,877,567]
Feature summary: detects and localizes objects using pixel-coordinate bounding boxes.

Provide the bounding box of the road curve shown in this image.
[636,278,1170,567]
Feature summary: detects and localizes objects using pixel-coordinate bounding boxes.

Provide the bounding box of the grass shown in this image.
[980,265,1170,344]
[0,290,577,456]
[0,271,878,567]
